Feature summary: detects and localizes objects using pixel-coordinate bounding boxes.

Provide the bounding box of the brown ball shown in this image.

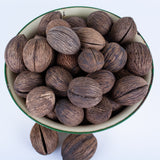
[87,11,112,35]
[55,99,84,126]
[78,48,104,73]
[65,16,87,27]
[14,71,43,98]
[23,36,53,73]
[26,86,55,117]
[112,75,149,105]
[110,17,137,43]
[5,34,27,73]
[46,19,71,34]
[102,42,127,72]
[73,27,105,50]
[126,42,152,76]
[30,123,58,155]
[67,77,103,108]
[86,97,112,124]
[87,69,115,94]
[62,134,97,160]
[38,11,62,36]
[45,66,73,96]
[47,26,81,55]
[57,53,80,75]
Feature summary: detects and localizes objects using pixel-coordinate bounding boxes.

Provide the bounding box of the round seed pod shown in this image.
[78,48,104,73]
[45,109,57,121]
[46,19,71,34]
[126,42,152,76]
[62,134,97,160]
[73,27,105,50]
[14,71,43,98]
[30,123,58,155]
[87,69,115,94]
[112,75,149,106]
[87,11,112,35]
[110,17,137,44]
[23,36,53,73]
[86,97,112,124]
[5,34,27,73]
[38,11,62,36]
[102,42,127,72]
[57,53,80,75]
[55,99,84,126]
[45,66,73,96]
[67,77,103,108]
[65,16,87,27]
[115,69,133,80]
[26,86,55,117]
[47,26,81,55]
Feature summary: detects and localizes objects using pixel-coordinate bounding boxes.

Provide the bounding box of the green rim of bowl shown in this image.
[4,6,154,134]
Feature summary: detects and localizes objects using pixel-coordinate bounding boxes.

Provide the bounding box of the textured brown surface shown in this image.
[67,77,103,108]
[38,11,62,36]
[57,53,80,75]
[87,69,115,94]
[23,36,52,73]
[45,66,73,96]
[46,19,71,34]
[14,71,43,98]
[103,42,127,72]
[86,97,112,124]
[55,99,84,126]
[26,86,55,117]
[107,97,122,112]
[45,109,57,121]
[5,34,27,73]
[112,76,149,105]
[78,48,104,73]
[30,123,58,155]
[47,26,81,55]
[62,134,97,160]
[115,68,133,80]
[110,17,137,43]
[87,11,112,35]
[126,42,152,76]
[73,27,105,50]
[65,16,87,28]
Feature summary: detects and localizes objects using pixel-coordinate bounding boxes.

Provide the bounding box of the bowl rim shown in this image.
[4,6,154,134]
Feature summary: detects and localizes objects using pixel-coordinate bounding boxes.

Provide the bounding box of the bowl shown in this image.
[5,6,154,134]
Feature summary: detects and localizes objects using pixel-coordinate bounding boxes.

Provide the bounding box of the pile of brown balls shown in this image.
[5,10,152,159]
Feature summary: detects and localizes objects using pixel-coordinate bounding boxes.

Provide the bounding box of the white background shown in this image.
[0,0,160,160]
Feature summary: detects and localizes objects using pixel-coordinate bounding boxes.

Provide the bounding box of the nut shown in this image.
[110,17,137,43]
[102,42,127,72]
[65,16,87,27]
[45,66,73,96]
[78,48,104,73]
[112,75,149,105]
[26,86,55,117]
[38,11,62,36]
[62,134,97,160]
[55,99,84,126]
[14,71,43,98]
[87,69,115,94]
[23,36,53,73]
[87,11,112,35]
[86,96,112,124]
[30,123,58,155]
[5,34,27,73]
[67,77,103,108]
[126,42,152,76]
[73,27,105,50]
[47,26,81,55]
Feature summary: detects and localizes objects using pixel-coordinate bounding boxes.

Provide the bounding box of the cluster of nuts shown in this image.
[30,123,97,159]
[5,10,153,159]
[5,10,152,127]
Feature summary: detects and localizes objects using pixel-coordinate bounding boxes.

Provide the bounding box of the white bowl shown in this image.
[5,6,153,134]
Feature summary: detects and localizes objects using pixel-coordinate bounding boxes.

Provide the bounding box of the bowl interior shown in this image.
[5,7,153,133]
